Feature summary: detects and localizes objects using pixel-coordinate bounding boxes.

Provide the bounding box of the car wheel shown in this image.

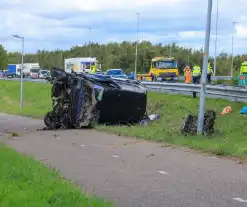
[44,112,61,129]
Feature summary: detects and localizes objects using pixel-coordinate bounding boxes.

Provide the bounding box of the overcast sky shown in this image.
[1,0,247,55]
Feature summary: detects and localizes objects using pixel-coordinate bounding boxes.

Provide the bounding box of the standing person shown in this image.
[192,65,201,84]
[184,65,192,83]
[207,62,213,84]
[89,64,96,74]
[240,59,247,75]
[192,64,201,98]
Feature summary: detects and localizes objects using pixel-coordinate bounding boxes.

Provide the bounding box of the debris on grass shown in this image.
[8,132,20,137]
[221,106,232,115]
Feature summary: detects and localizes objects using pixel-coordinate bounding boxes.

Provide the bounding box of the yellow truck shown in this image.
[137,56,179,81]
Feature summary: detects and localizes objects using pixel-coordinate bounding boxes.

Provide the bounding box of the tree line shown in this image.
[1,41,246,76]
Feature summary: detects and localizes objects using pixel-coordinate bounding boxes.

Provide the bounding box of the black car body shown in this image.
[44,68,147,129]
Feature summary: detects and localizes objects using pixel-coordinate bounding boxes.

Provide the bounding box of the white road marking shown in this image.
[233,197,247,203]
[80,145,85,147]
[158,171,169,175]
[113,155,119,158]
[208,156,216,159]
[56,138,60,140]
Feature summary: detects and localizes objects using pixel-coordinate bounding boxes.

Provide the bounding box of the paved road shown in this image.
[1,113,247,207]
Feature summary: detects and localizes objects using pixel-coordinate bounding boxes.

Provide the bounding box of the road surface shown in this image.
[0,113,247,207]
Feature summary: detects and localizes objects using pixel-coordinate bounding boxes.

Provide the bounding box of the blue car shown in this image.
[127,72,137,80]
[106,69,127,79]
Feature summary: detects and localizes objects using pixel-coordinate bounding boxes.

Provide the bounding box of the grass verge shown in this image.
[0,80,247,158]
[0,143,113,206]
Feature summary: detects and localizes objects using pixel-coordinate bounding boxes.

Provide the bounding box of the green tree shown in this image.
[0,45,8,70]
[4,41,247,76]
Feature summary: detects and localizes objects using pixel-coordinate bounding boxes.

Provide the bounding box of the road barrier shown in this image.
[0,78,48,83]
[1,76,246,102]
[141,81,247,102]
[178,76,232,81]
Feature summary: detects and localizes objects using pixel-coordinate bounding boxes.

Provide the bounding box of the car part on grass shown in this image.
[180,110,216,136]
[140,114,160,126]
[44,68,148,129]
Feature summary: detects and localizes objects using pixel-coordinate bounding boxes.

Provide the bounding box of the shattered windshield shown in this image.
[41,71,48,74]
[153,61,177,69]
[82,62,96,69]
[30,69,40,73]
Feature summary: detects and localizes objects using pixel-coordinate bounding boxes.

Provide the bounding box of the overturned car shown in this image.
[44,68,147,129]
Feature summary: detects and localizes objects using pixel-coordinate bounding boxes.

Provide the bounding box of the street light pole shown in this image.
[197,0,213,134]
[89,28,92,57]
[231,21,237,77]
[213,0,219,76]
[134,12,140,79]
[12,34,24,109]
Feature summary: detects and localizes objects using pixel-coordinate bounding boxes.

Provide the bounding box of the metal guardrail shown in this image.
[1,76,233,83]
[212,76,232,80]
[141,82,247,102]
[0,78,48,83]
[1,76,246,102]
[178,76,232,81]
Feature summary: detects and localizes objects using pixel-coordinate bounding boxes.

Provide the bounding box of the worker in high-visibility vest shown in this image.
[240,60,247,75]
[207,62,214,84]
[89,64,97,74]
[192,65,201,98]
[192,65,201,84]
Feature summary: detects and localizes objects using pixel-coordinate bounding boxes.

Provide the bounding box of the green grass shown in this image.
[0,143,113,207]
[0,80,247,158]
[0,81,51,118]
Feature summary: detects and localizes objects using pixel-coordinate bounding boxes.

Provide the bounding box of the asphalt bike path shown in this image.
[0,113,246,207]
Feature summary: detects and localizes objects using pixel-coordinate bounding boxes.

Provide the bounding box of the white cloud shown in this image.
[178,31,205,39]
[236,25,247,38]
[0,0,247,55]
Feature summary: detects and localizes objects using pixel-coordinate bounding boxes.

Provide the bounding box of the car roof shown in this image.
[107,69,123,71]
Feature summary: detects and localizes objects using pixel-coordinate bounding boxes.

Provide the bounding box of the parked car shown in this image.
[0,72,5,78]
[28,72,39,79]
[26,69,40,79]
[96,71,105,75]
[106,69,127,79]
[38,70,50,79]
[127,72,137,80]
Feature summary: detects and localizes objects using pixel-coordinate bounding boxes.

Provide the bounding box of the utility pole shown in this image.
[213,0,219,76]
[13,35,24,109]
[134,12,140,79]
[197,0,213,134]
[61,51,63,68]
[37,51,39,62]
[89,28,92,57]
[231,21,238,77]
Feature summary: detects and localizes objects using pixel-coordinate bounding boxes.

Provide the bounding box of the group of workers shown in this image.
[184,62,213,84]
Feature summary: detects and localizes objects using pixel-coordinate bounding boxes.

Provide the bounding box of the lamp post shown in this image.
[197,0,213,134]
[12,34,24,109]
[134,12,140,79]
[213,0,219,76]
[89,28,92,57]
[231,21,238,77]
